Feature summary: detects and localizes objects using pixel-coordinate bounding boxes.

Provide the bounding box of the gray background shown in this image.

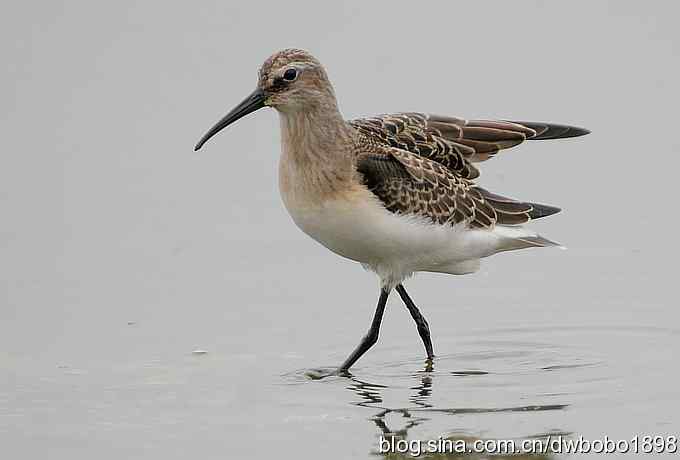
[1,1,678,459]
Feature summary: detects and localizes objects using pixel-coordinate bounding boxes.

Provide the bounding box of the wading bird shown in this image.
[194,49,589,372]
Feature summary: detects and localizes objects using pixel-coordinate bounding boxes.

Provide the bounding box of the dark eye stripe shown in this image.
[271,77,287,91]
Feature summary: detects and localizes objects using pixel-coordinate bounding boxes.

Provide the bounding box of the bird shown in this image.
[194,48,590,373]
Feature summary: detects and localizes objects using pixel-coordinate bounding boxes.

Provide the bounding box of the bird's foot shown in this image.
[303,367,346,380]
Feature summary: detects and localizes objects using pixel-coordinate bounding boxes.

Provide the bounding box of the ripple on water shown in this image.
[278,322,676,457]
[276,327,640,458]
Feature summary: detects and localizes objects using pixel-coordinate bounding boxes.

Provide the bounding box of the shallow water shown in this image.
[2,244,678,458]
[3,1,680,458]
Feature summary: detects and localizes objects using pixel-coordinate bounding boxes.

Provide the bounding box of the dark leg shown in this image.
[339,289,390,372]
[396,284,434,359]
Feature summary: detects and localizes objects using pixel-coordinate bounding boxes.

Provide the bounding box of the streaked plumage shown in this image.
[194,48,590,371]
[350,112,588,229]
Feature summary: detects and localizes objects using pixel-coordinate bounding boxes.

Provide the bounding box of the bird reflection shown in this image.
[341,360,564,459]
[409,359,433,410]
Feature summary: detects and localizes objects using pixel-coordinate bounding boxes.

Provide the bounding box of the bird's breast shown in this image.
[279,160,472,269]
[278,155,376,262]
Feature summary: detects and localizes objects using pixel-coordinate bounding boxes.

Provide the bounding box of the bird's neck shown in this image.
[278,105,356,203]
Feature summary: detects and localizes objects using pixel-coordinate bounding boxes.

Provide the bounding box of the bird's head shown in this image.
[258,48,335,111]
[195,49,335,151]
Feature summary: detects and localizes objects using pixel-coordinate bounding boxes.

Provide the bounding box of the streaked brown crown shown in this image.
[258,49,320,81]
[258,49,336,109]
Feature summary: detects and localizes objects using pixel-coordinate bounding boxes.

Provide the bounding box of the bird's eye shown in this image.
[283,68,298,81]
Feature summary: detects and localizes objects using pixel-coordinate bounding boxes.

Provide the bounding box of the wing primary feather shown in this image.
[508,121,591,140]
[528,202,561,219]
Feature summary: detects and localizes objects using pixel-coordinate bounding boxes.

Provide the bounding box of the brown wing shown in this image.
[349,113,589,179]
[356,146,560,229]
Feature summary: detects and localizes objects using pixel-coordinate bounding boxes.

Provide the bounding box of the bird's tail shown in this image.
[515,234,565,249]
[493,225,566,252]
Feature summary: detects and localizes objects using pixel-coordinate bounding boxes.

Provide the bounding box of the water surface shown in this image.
[2,1,679,458]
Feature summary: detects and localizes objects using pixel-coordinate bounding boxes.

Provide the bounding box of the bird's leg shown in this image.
[396,284,434,360]
[338,288,390,372]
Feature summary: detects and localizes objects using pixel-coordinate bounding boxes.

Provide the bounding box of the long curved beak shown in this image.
[194,88,266,151]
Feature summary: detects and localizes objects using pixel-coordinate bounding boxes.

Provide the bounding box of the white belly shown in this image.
[280,185,501,287]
